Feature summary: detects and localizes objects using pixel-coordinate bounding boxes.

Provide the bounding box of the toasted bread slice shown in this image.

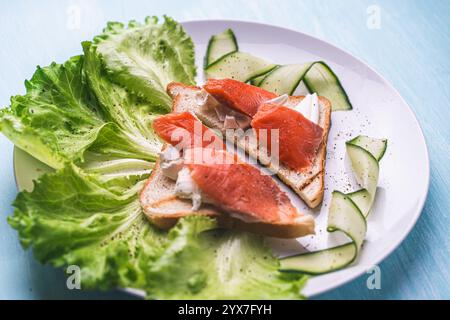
[139,157,315,238]
[139,85,315,238]
[166,82,332,208]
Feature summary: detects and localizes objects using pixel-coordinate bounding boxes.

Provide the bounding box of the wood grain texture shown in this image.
[0,0,449,299]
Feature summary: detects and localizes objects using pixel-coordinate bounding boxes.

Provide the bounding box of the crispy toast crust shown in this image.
[166,82,332,208]
[140,156,315,238]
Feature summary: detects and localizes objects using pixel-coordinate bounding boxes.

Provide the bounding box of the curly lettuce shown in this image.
[10,169,306,298]
[94,16,196,110]
[0,56,160,169]
[2,16,308,299]
[148,216,307,299]
[8,164,166,289]
[0,56,103,168]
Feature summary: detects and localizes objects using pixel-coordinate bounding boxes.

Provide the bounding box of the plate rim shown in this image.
[12,18,430,298]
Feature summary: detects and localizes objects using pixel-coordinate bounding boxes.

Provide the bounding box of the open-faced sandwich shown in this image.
[165,79,332,208]
[140,106,315,238]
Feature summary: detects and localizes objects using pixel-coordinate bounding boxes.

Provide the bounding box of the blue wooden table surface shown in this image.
[0,0,449,300]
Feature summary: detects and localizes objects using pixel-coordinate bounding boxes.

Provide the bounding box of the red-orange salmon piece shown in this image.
[153,112,225,151]
[184,148,300,224]
[251,103,324,171]
[203,78,277,117]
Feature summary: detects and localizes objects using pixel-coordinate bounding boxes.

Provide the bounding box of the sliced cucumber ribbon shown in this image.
[346,136,387,217]
[204,28,238,68]
[279,135,387,274]
[204,29,352,111]
[347,135,388,162]
[205,51,277,83]
[280,192,364,275]
[258,63,314,94]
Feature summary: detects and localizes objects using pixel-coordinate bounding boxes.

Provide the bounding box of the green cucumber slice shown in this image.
[303,62,352,111]
[205,51,277,83]
[258,61,352,111]
[347,189,372,217]
[280,191,365,274]
[280,136,387,275]
[204,29,238,68]
[280,243,356,275]
[346,143,379,201]
[257,61,352,111]
[203,30,353,111]
[347,135,388,161]
[258,63,314,95]
[249,74,266,86]
[346,137,386,216]
[327,191,367,250]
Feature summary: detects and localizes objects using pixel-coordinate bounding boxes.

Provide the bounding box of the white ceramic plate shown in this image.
[14,20,430,298]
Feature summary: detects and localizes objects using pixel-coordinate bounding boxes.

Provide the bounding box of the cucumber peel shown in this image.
[280,243,356,275]
[258,63,314,95]
[205,51,277,83]
[303,62,352,111]
[203,30,353,111]
[280,136,387,275]
[347,135,388,161]
[204,28,238,68]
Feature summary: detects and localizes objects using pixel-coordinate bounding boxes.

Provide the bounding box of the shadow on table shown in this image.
[27,256,141,300]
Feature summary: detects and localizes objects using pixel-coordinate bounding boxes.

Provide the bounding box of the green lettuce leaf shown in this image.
[8,164,167,289]
[82,41,162,159]
[3,16,309,299]
[0,56,103,168]
[147,216,308,299]
[0,56,159,169]
[8,163,306,298]
[94,16,196,110]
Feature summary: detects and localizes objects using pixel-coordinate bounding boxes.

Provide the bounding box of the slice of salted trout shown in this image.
[203,79,324,171]
[184,147,308,225]
[252,103,324,171]
[203,78,276,117]
[143,110,315,237]
[153,112,225,151]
